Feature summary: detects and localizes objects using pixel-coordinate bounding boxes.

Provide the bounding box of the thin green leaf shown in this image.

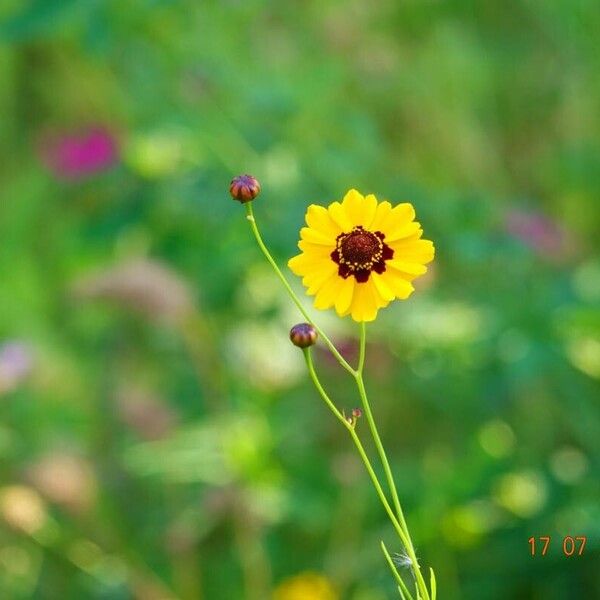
[381,541,415,600]
[430,567,437,600]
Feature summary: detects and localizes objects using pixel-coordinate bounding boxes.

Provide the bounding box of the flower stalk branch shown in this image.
[232,176,437,598]
[303,350,411,547]
[244,202,355,376]
[355,323,429,600]
[303,347,429,598]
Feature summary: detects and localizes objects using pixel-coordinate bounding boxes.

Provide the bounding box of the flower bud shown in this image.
[230,174,261,203]
[351,408,362,419]
[289,323,318,348]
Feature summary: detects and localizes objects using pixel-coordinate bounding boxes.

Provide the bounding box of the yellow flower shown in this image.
[273,572,337,600]
[288,189,435,322]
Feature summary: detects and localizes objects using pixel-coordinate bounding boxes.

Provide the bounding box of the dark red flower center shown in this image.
[330,226,394,283]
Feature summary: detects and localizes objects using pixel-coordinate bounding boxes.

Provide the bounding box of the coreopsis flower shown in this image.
[274,572,337,600]
[288,189,435,322]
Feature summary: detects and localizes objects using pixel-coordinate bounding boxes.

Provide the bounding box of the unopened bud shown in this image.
[289,323,318,348]
[352,408,362,419]
[230,174,261,203]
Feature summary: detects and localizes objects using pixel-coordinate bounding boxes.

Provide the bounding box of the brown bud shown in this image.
[229,174,261,203]
[289,323,318,348]
[351,408,362,419]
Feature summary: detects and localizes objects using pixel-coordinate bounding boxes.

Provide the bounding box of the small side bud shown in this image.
[352,408,362,419]
[289,323,318,348]
[230,174,261,203]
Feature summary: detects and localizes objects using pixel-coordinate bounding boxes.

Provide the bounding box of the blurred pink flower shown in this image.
[72,258,195,322]
[39,126,119,180]
[0,341,33,394]
[505,209,569,260]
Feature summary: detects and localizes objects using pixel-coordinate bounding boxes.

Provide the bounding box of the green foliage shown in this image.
[0,1,599,598]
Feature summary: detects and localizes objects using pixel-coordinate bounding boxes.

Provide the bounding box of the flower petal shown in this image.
[298,239,335,257]
[382,269,415,299]
[349,281,379,322]
[334,276,355,316]
[300,226,335,245]
[362,194,378,228]
[379,203,419,241]
[314,274,343,310]
[288,253,310,276]
[339,190,379,229]
[327,201,353,232]
[341,189,365,225]
[304,262,338,295]
[384,220,421,242]
[391,202,416,224]
[389,238,435,264]
[371,272,396,303]
[370,201,393,232]
[305,204,341,239]
[288,248,329,274]
[386,259,428,276]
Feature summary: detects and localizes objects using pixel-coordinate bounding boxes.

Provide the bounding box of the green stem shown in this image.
[381,541,414,600]
[302,348,348,429]
[245,203,355,376]
[358,319,366,373]
[244,202,433,597]
[302,349,413,554]
[356,323,405,527]
[356,323,429,600]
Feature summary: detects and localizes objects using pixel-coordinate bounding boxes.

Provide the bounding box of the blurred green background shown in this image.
[1,1,599,599]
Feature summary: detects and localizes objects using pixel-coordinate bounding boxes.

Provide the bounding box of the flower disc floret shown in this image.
[331,226,394,283]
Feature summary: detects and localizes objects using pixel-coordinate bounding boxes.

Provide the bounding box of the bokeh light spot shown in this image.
[493,471,547,518]
[549,446,589,485]
[478,419,516,459]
